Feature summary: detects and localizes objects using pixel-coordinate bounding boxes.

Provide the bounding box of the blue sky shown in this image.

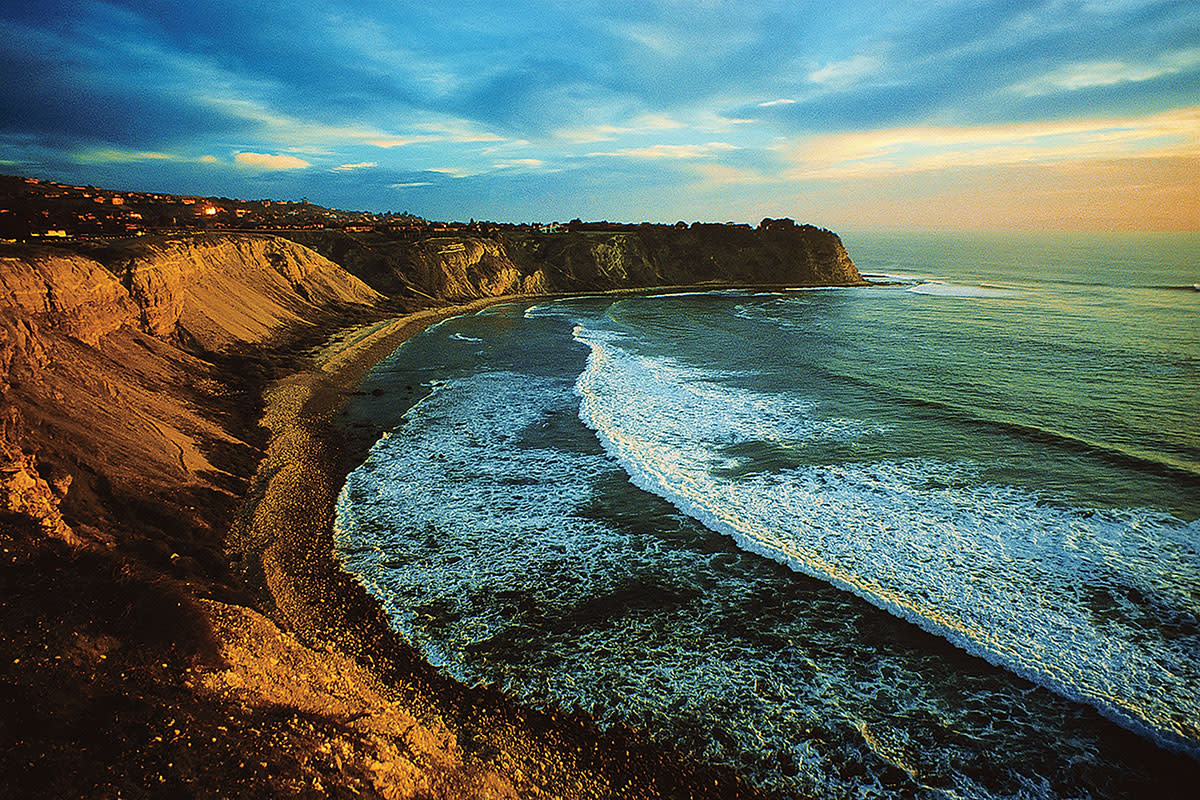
[1,0,1197,228]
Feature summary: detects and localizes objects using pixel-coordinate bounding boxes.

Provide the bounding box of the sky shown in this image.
[1,0,1197,229]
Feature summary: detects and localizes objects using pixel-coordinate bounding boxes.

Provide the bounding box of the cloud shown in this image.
[1011,48,1200,96]
[634,113,685,131]
[807,55,880,87]
[494,158,545,169]
[368,124,505,149]
[690,163,768,185]
[3,1,1198,226]
[555,124,630,143]
[333,161,378,171]
[788,107,1200,179]
[588,142,738,160]
[367,136,440,148]
[235,151,310,169]
[554,114,685,144]
[71,148,223,165]
[74,149,175,164]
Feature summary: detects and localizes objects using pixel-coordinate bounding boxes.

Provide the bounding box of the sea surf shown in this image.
[335,231,1200,798]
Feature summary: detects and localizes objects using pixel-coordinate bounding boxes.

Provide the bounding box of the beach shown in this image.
[228,297,763,798]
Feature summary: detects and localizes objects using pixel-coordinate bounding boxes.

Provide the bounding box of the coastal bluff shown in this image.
[1,227,858,798]
[283,219,863,299]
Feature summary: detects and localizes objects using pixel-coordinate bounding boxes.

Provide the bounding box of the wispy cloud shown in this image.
[199,95,380,147]
[494,158,545,169]
[554,113,685,144]
[367,136,441,148]
[368,126,506,149]
[1011,48,1200,95]
[555,124,630,143]
[72,148,217,165]
[74,149,176,164]
[690,163,769,185]
[588,142,738,160]
[807,55,881,87]
[635,113,686,131]
[2,0,1197,226]
[789,108,1200,179]
[235,152,311,169]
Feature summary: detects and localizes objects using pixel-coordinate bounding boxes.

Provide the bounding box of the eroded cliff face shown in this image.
[0,248,136,346]
[0,235,380,546]
[507,224,863,289]
[0,406,76,544]
[0,224,858,613]
[284,224,861,299]
[405,237,549,299]
[112,235,381,348]
[284,230,550,299]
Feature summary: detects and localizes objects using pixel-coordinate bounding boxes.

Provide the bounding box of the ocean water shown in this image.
[335,232,1200,798]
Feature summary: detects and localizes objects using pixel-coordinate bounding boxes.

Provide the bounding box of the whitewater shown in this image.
[335,231,1200,798]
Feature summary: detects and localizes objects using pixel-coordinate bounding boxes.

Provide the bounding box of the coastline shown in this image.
[5,226,1196,794]
[0,226,863,797]
[232,294,765,798]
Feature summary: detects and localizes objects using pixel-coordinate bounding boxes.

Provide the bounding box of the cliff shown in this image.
[106,235,382,348]
[0,235,381,549]
[0,234,473,798]
[283,223,862,300]
[0,226,859,798]
[1,222,860,573]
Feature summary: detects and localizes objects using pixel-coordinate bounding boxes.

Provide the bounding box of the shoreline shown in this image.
[272,287,1200,793]
[233,293,765,798]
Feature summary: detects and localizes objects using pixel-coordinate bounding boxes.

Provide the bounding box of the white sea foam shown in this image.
[861,271,941,283]
[524,298,606,318]
[475,302,521,315]
[334,318,1200,797]
[449,332,483,342]
[571,322,1200,756]
[335,366,978,796]
[907,281,1014,298]
[785,285,860,291]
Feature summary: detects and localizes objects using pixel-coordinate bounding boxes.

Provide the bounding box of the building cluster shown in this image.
[0,175,426,243]
[0,175,814,245]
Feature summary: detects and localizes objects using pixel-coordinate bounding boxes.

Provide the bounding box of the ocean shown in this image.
[334,231,1200,798]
